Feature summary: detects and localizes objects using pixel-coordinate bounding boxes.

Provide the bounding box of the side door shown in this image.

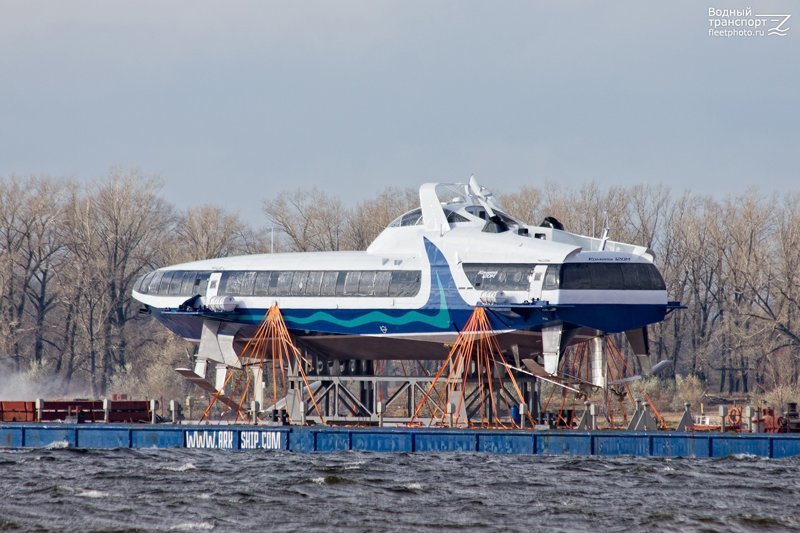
[529,264,548,301]
[206,272,223,298]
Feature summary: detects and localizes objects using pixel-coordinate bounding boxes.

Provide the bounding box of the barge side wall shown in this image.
[3,424,800,458]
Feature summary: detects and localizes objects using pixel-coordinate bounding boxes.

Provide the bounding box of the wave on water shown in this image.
[76,489,108,498]
[1,449,799,531]
[310,475,348,485]
[164,462,197,472]
[169,522,214,531]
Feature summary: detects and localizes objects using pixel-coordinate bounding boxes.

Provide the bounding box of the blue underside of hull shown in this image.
[154,302,668,341]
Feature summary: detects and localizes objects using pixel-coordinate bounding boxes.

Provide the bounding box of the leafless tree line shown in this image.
[499,182,800,396]
[0,169,268,397]
[1,171,798,399]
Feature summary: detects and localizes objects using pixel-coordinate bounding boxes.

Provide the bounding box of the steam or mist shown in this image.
[0,360,90,400]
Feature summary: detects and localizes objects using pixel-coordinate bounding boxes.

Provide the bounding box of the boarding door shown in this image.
[206,272,222,298]
[529,265,548,302]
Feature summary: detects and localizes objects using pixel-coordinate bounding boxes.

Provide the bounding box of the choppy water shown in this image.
[1,448,799,532]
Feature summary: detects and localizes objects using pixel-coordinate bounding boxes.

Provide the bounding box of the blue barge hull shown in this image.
[3,424,800,458]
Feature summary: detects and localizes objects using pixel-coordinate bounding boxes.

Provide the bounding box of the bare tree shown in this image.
[264,188,348,252]
[62,169,173,394]
[344,187,417,250]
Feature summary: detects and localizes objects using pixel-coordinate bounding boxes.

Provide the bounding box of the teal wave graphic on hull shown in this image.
[284,274,451,330]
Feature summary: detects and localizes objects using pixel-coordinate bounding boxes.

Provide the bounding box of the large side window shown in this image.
[335,272,347,296]
[275,272,293,296]
[560,263,592,290]
[321,271,338,296]
[220,272,242,295]
[374,271,391,297]
[343,271,361,296]
[240,271,257,296]
[253,272,273,296]
[290,271,308,295]
[179,272,197,295]
[462,264,534,291]
[137,272,155,293]
[358,271,376,296]
[168,271,185,295]
[390,271,421,297]
[542,265,560,290]
[560,262,666,290]
[305,271,323,296]
[591,264,624,290]
[158,271,174,295]
[645,264,666,290]
[147,271,163,294]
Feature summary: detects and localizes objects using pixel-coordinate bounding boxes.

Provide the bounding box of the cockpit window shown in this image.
[464,206,520,233]
[445,209,469,223]
[465,205,488,220]
[388,208,423,227]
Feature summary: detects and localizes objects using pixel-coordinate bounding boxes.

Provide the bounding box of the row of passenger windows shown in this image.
[462,264,533,291]
[134,270,422,298]
[135,270,212,297]
[134,262,666,298]
[463,262,666,291]
[219,270,420,297]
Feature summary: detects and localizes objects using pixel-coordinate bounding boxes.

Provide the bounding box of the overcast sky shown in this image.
[1,1,797,224]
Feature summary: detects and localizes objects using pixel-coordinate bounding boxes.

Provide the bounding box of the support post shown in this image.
[251,401,259,425]
[214,364,227,392]
[185,396,193,421]
[520,403,527,430]
[719,405,728,433]
[170,400,182,424]
[150,399,157,424]
[541,325,563,375]
[744,405,754,433]
[377,401,384,428]
[103,399,110,423]
[447,402,454,428]
[591,336,606,388]
[252,366,264,408]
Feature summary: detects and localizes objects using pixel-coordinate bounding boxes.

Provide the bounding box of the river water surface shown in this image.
[1,448,798,532]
